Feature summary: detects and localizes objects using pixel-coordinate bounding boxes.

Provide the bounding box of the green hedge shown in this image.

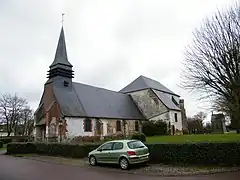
[142,120,168,136]
[35,143,100,158]
[7,142,240,166]
[131,132,146,142]
[0,138,12,144]
[147,142,240,166]
[0,141,3,148]
[7,142,36,154]
[7,142,100,158]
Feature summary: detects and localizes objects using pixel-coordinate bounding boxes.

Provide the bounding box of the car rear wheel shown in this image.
[89,156,97,166]
[119,157,129,170]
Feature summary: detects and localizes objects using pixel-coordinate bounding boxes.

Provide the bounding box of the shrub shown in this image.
[146,142,240,166]
[131,132,146,142]
[0,141,3,148]
[7,142,36,154]
[35,143,100,158]
[71,136,101,144]
[0,138,12,144]
[7,142,101,158]
[155,121,168,135]
[142,120,168,136]
[103,132,125,141]
[7,142,240,166]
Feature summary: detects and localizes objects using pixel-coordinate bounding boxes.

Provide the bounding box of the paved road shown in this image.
[0,152,239,180]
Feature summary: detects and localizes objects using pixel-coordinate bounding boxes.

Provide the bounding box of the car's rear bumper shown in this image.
[128,154,149,164]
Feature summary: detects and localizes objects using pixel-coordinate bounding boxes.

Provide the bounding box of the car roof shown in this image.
[106,139,139,143]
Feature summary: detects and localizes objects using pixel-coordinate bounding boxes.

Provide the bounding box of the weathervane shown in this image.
[61,13,65,26]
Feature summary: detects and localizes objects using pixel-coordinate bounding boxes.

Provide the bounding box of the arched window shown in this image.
[135,121,139,131]
[84,118,92,132]
[174,113,178,122]
[116,120,121,131]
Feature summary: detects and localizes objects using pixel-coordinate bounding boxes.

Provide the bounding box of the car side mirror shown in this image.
[98,149,102,152]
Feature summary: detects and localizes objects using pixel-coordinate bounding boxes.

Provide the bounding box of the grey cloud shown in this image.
[0,0,235,119]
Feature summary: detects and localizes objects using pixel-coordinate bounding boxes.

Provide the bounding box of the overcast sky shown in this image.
[0,0,236,120]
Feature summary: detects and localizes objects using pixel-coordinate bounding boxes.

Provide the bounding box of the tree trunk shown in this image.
[229,95,240,134]
[231,114,240,134]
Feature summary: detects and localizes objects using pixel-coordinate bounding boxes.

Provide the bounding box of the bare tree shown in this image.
[181,3,240,133]
[187,116,203,134]
[193,111,207,122]
[212,97,228,112]
[0,93,28,136]
[19,106,33,135]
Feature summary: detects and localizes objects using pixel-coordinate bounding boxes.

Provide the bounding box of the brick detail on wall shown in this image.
[103,119,142,136]
[42,81,64,137]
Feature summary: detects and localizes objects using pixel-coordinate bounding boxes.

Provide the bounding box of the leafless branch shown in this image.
[181,3,240,131]
[0,93,33,136]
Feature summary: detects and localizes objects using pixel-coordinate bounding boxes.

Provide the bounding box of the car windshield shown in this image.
[127,141,145,149]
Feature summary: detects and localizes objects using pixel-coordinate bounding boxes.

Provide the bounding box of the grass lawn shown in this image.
[146,133,240,143]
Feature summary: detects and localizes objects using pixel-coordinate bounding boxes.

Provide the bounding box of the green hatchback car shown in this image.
[88,139,149,170]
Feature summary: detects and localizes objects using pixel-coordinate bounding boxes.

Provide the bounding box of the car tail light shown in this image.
[127,151,136,156]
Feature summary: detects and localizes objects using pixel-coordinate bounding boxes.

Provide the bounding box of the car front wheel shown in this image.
[89,156,97,166]
[119,157,129,170]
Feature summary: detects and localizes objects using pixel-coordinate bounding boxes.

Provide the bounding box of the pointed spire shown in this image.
[50,27,72,69]
[47,24,74,79]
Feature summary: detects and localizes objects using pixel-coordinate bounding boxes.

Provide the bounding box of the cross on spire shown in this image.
[61,13,65,26]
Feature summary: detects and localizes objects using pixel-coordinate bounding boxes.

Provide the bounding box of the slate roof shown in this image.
[152,89,181,111]
[119,75,179,96]
[50,27,73,70]
[53,82,145,120]
[36,26,181,121]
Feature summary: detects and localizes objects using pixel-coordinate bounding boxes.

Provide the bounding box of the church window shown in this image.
[174,113,178,122]
[116,120,121,131]
[84,118,92,132]
[135,121,139,131]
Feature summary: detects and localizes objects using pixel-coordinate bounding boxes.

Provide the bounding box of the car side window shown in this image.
[100,143,113,151]
[112,142,123,150]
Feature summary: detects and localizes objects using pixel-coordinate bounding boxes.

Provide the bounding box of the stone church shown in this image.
[33,26,187,142]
